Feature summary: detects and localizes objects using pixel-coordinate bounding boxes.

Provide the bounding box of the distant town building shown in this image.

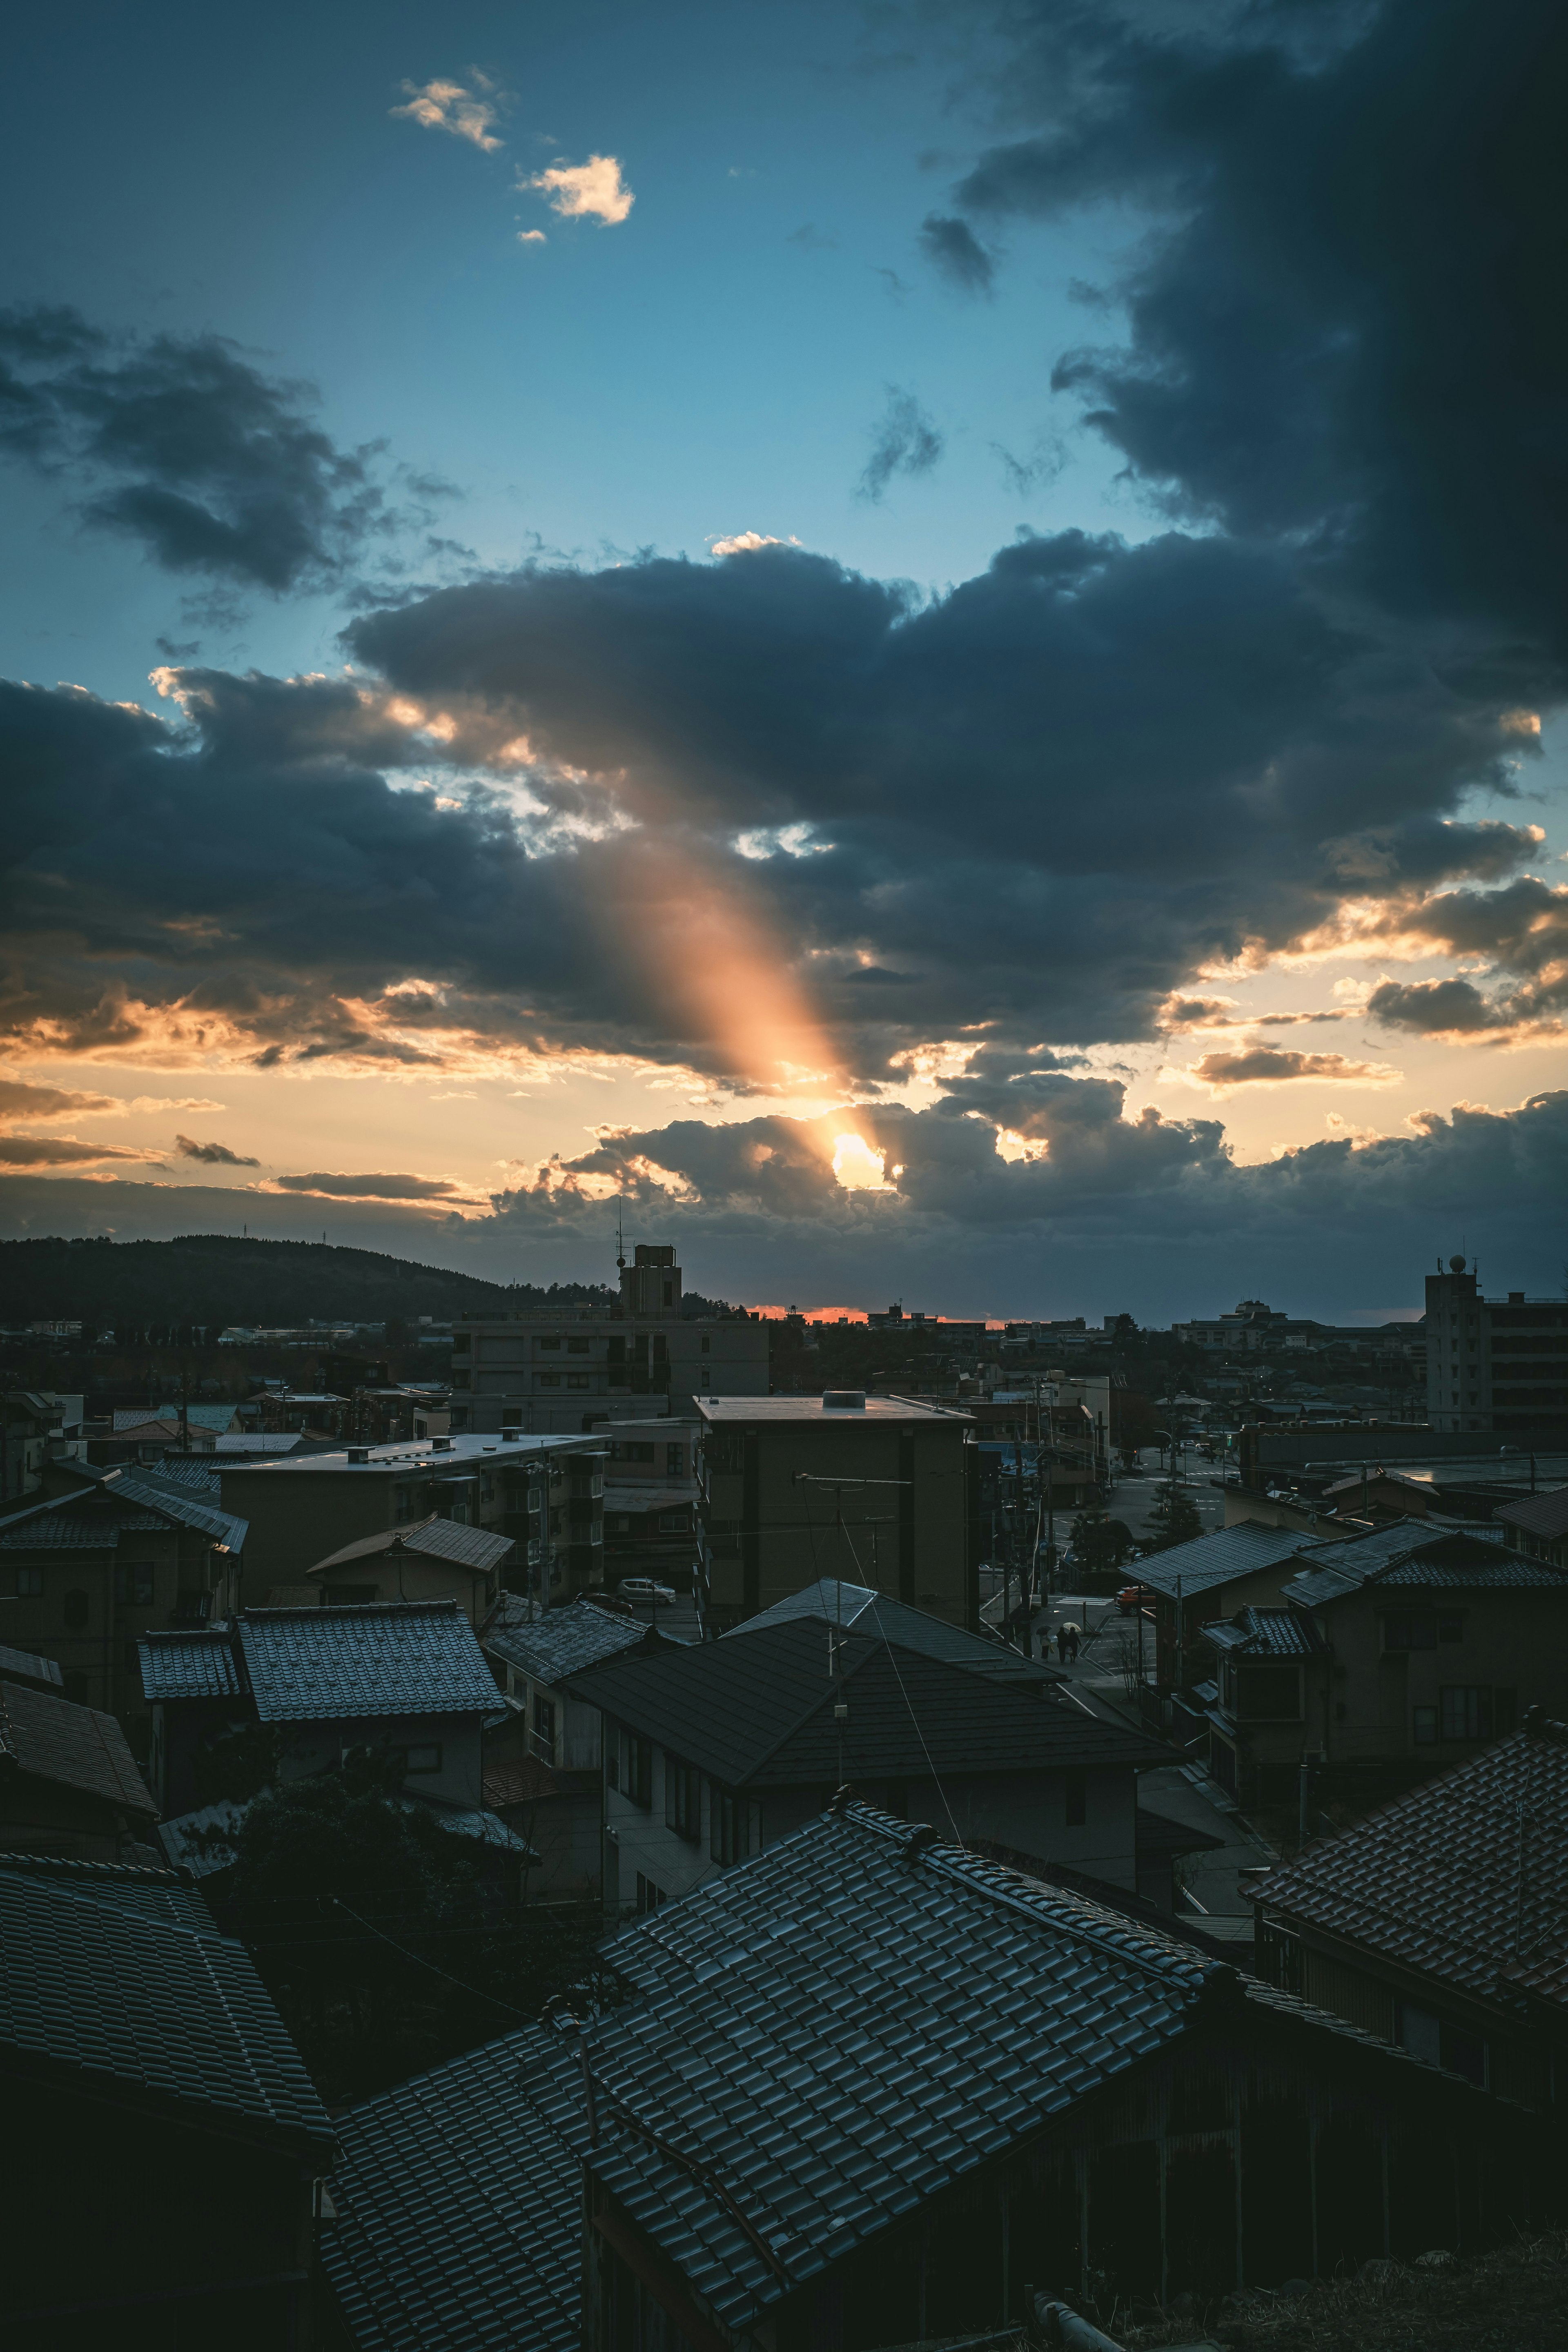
[1425,1256,1568,1433]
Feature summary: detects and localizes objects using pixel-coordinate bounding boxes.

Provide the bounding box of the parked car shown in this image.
[618,1577,677,1604]
[1116,1583,1146,1615]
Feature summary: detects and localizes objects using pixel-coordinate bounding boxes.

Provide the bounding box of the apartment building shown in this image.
[695,1390,978,1630]
[451,1243,769,1436]
[1425,1257,1568,1433]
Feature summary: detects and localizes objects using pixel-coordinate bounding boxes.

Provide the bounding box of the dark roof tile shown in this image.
[238,1600,500,1722]
[139,1630,242,1702]
[0,1679,156,1815]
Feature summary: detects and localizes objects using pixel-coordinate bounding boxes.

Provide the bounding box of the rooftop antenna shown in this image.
[615,1196,626,1274]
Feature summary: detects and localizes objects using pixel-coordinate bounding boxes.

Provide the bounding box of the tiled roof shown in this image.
[0,1859,333,2153]
[139,1630,242,1702]
[1121,1522,1317,1603]
[1204,1607,1327,1660]
[0,1641,62,1691]
[107,1470,248,1553]
[484,1595,660,1684]
[238,1601,501,1723]
[0,1680,155,1816]
[321,2026,583,2352]
[1257,1717,1568,2013]
[727,1578,1064,1687]
[0,1507,120,1549]
[570,1615,1163,1786]
[127,1459,225,1503]
[112,1403,236,1434]
[1496,1488,1568,1541]
[0,1475,247,1555]
[1286,1520,1555,1607]
[560,1801,1438,2333]
[309,1514,514,1577]
[0,1851,219,1934]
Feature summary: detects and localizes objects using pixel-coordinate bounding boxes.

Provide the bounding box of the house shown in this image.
[139,1599,503,1818]
[569,1592,1163,1917]
[0,1640,63,1695]
[1125,1522,1325,1693]
[569,1801,1536,2350]
[318,2025,583,2352]
[0,1468,247,1744]
[1252,1711,1568,2110]
[303,1515,514,1621]
[217,1431,603,1603]
[1497,1486,1568,1572]
[481,1595,675,1898]
[695,1392,979,1632]
[0,1851,334,2345]
[0,1675,158,1862]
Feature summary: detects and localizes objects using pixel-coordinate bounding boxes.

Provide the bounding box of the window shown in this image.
[63,1589,89,1631]
[15,1568,42,1597]
[710,1783,751,1866]
[532,1695,557,1763]
[1440,1686,1492,1741]
[567,1374,591,1390]
[700,1336,710,1356]
[635,1872,667,1915]
[537,1373,561,1388]
[404,1743,443,1775]
[1064,1768,1087,1827]
[609,1514,632,1535]
[666,1443,683,1477]
[1383,1612,1436,1649]
[624,1732,653,1809]
[666,1757,702,1842]
[659,1511,687,1532]
[623,1441,654,1463]
[568,1337,590,1354]
[538,1337,561,1351]
[1413,1706,1438,1744]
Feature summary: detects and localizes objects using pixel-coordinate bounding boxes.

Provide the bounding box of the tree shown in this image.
[1069,1513,1135,1573]
[1144,1477,1203,1550]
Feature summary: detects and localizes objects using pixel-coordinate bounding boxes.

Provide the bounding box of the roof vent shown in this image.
[822,1389,866,1411]
[346,1447,370,1464]
[432,1436,453,1452]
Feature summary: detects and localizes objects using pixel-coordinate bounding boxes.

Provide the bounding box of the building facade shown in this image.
[1425,1257,1568,1433]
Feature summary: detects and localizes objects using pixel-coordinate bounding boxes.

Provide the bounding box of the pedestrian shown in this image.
[1064,1621,1081,1663]
[1055,1625,1069,1665]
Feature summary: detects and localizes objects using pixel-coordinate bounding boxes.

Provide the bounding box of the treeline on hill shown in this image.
[0,1234,738,1335]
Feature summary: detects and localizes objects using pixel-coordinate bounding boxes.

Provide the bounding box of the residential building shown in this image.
[1252,1712,1568,2109]
[453,1243,770,1438]
[0,1468,247,1749]
[600,1416,699,1588]
[1199,1520,1568,1802]
[570,1585,1161,1916]
[302,1516,514,1620]
[0,1673,158,1861]
[139,1598,503,1818]
[1129,1522,1327,1693]
[436,1800,1533,2352]
[1497,1486,1568,1572]
[482,1595,675,1898]
[695,1391,978,1631]
[0,1852,334,2347]
[1425,1257,1568,1433]
[217,1430,603,1603]
[1,1388,85,1505]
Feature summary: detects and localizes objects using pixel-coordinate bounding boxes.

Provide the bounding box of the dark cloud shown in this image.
[174,1134,260,1166]
[0,1078,118,1120]
[272,1171,470,1199]
[1366,978,1498,1036]
[1185,1047,1394,1087]
[0,305,439,592]
[857,387,944,501]
[0,1136,158,1169]
[918,213,996,294]
[952,0,1568,669]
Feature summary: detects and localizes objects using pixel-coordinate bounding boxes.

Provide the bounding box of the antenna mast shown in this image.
[616,1196,626,1274]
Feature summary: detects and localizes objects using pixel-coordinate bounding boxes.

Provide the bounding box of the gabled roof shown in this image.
[0,1642,62,1692]
[139,1630,242,1702]
[568,1615,1163,1786]
[106,1469,247,1552]
[238,1601,501,1723]
[483,1595,666,1684]
[321,2026,583,2352]
[114,1403,238,1434]
[1257,1716,1568,2015]
[726,1577,1063,1687]
[549,1800,1460,2334]
[0,1851,220,1933]
[1497,1488,1568,1542]
[308,1514,514,1578]
[0,1858,333,2156]
[0,1473,247,1556]
[1285,1519,1554,1608]
[1123,1521,1317,1602]
[0,1680,155,1817]
[1204,1607,1327,1660]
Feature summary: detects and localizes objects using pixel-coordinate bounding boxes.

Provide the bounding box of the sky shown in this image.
[2,0,1565,1321]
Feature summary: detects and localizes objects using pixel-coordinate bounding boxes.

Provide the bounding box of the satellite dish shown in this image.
[1448,1254,1467,1273]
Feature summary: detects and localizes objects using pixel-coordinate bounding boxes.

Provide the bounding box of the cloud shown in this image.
[786,223,840,252]
[522,156,634,226]
[517,230,547,247]
[1185,1047,1401,1091]
[0,1136,163,1169]
[0,305,422,593]
[174,1133,261,1165]
[857,387,944,502]
[918,213,995,294]
[0,1079,120,1121]
[391,78,504,151]
[272,1170,473,1200]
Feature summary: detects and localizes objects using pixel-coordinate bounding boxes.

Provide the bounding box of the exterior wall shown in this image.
[273,1710,485,1809]
[0,1771,152,1864]
[1151,1563,1312,1687]
[454,1315,770,1430]
[1309,1585,1568,1766]
[1426,1269,1568,1434]
[697,1410,977,1631]
[304,1551,501,1623]
[494,1664,605,1771]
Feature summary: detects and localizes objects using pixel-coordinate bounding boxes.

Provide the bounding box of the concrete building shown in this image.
[695,1391,978,1632]
[452,1243,769,1437]
[600,1416,699,1589]
[1425,1256,1568,1434]
[217,1432,603,1605]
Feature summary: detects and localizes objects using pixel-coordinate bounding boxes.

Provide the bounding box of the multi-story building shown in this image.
[451,1242,769,1439]
[695,1390,978,1631]
[1425,1256,1568,1433]
[217,1432,604,1606]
